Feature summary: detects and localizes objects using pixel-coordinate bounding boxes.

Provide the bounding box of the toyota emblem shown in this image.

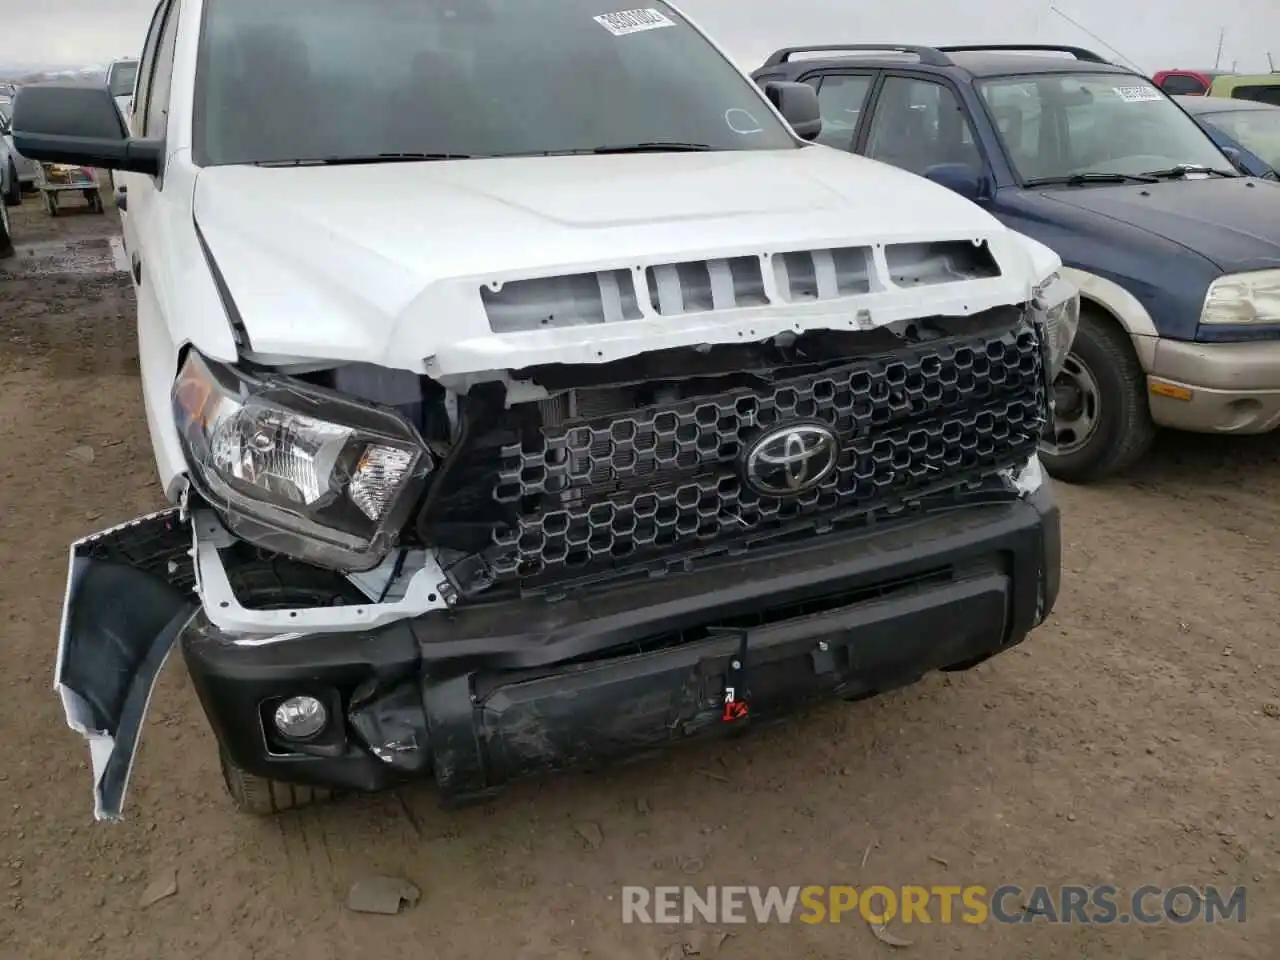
[742,422,839,497]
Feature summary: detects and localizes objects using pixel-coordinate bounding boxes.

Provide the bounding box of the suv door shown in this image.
[798,70,879,151]
[859,73,987,182]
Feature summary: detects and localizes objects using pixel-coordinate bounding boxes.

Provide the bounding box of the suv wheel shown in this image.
[0,197,13,259]
[3,161,20,207]
[212,554,368,815]
[1039,309,1156,483]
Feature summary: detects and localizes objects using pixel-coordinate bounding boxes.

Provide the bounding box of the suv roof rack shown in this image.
[934,44,1110,64]
[759,45,953,68]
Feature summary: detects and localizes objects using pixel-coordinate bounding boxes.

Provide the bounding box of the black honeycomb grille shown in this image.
[482,318,1047,586]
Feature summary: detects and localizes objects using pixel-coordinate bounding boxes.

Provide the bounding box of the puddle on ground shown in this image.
[0,236,128,279]
[1,237,138,379]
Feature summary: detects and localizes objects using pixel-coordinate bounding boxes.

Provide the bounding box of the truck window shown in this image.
[193,0,798,165]
[1232,84,1280,106]
[108,61,140,98]
[1158,74,1207,96]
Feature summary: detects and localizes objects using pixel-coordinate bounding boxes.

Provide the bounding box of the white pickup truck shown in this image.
[12,0,1074,821]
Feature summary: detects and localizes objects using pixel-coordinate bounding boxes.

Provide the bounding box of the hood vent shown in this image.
[480,241,1002,332]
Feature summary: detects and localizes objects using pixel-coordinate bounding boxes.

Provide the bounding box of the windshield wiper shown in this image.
[1024,172,1158,186]
[1138,164,1238,179]
[587,142,716,154]
[254,152,475,167]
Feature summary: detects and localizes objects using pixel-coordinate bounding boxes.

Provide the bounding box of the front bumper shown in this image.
[192,487,1059,805]
[56,487,1059,819]
[1146,337,1280,434]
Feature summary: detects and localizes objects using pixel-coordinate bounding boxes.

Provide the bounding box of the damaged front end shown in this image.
[56,240,1076,819]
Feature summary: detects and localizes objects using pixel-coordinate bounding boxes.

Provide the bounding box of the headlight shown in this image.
[1200,269,1280,325]
[1034,272,1080,380]
[171,351,433,572]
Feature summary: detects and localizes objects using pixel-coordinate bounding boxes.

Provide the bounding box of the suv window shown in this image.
[865,76,982,175]
[131,0,172,131]
[144,2,181,138]
[809,74,873,149]
[979,73,1230,181]
[1158,75,1207,96]
[193,0,798,165]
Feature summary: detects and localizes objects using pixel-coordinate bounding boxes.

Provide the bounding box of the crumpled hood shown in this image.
[193,147,1042,373]
[1037,176,1280,273]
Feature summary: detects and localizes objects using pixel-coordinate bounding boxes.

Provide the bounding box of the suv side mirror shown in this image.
[761,81,822,141]
[923,163,988,202]
[10,82,162,176]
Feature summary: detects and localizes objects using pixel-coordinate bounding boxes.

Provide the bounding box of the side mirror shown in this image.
[923,162,988,202]
[11,82,162,176]
[762,81,822,141]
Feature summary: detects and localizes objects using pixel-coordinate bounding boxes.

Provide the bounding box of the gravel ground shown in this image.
[0,196,1276,960]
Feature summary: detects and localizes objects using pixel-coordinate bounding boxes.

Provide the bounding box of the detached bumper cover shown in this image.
[54,511,196,820]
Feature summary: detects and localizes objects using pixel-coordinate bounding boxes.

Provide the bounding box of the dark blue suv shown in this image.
[752,44,1280,482]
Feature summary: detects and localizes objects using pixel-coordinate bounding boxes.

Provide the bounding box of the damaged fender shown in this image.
[54,510,197,820]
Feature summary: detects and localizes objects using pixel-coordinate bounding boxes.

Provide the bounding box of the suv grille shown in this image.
[423,312,1046,595]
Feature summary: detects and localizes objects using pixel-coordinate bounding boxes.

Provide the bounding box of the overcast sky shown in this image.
[2,0,1277,73]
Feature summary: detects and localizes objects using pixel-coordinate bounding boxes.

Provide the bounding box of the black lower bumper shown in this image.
[182,487,1061,804]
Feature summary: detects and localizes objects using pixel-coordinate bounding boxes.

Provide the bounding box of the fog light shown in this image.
[273,696,328,740]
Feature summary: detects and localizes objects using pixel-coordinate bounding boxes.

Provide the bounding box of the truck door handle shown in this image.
[131,253,142,285]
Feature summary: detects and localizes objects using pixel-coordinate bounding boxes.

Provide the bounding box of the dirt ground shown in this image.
[0,196,1276,960]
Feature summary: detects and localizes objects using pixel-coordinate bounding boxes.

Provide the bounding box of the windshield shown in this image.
[979,73,1230,182]
[1205,109,1280,168]
[107,61,138,97]
[194,0,797,165]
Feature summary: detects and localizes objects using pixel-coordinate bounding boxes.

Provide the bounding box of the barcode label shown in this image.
[1113,85,1162,103]
[593,8,676,36]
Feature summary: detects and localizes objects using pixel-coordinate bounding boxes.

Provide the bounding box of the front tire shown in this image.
[219,747,335,815]
[0,198,13,259]
[212,554,368,816]
[1039,308,1156,483]
[3,162,20,207]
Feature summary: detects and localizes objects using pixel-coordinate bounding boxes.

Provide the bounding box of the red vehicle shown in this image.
[1152,69,1232,96]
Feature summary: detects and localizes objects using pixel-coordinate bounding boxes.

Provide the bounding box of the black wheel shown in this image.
[0,198,13,260]
[3,162,19,207]
[219,747,335,816]
[211,553,368,816]
[1039,308,1156,484]
[43,193,58,217]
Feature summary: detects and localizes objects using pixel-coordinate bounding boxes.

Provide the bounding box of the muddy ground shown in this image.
[0,197,1276,960]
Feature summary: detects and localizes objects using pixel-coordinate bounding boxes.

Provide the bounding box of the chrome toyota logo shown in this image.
[743,422,839,497]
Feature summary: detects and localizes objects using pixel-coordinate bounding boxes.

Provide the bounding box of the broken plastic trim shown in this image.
[192,509,452,638]
[54,510,197,821]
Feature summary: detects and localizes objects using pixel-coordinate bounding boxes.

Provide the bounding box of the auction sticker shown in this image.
[594,8,676,36]
[1113,84,1163,103]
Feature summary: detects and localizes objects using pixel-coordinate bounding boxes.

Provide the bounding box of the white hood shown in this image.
[192,146,1044,375]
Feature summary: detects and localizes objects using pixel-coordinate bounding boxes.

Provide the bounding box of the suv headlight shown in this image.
[1034,272,1080,379]
[1200,269,1280,325]
[171,351,433,572]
